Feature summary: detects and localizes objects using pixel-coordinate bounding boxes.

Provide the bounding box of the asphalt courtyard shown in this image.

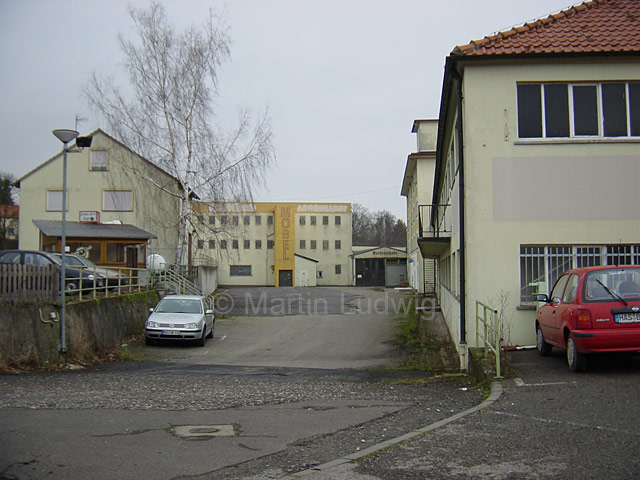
[276,349,640,479]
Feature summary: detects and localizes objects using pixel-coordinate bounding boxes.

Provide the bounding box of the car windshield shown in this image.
[53,254,85,267]
[156,299,203,314]
[584,268,640,302]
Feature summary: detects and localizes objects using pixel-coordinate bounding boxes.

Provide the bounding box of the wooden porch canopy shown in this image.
[33,220,157,268]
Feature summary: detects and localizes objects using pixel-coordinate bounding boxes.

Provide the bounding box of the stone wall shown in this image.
[0,290,160,367]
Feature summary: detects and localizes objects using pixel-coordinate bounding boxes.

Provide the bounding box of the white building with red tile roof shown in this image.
[407,0,640,369]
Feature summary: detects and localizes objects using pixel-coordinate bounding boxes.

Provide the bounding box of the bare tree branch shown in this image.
[84,1,275,264]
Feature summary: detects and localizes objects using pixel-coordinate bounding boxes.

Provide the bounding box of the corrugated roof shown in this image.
[454,0,640,56]
[33,220,158,240]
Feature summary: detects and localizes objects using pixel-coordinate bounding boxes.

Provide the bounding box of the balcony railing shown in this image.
[418,204,451,238]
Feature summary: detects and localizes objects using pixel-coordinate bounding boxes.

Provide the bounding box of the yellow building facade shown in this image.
[191,202,352,286]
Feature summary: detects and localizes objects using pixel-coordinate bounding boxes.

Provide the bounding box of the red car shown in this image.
[535,265,640,371]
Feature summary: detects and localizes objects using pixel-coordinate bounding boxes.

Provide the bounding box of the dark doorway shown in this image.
[279,269,293,287]
[355,258,385,286]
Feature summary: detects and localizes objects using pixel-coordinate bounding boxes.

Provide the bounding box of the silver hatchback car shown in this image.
[145,295,214,346]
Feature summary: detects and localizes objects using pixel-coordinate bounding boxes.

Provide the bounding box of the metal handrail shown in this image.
[0,264,210,306]
[475,301,502,379]
[418,204,451,238]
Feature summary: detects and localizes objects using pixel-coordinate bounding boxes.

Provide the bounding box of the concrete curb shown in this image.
[283,381,504,478]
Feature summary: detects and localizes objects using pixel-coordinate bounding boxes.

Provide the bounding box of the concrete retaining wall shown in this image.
[0,290,160,367]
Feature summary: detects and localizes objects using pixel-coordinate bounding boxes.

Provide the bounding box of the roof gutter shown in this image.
[433,55,467,354]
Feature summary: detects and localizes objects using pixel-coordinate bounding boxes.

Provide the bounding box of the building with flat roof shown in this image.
[191,201,352,286]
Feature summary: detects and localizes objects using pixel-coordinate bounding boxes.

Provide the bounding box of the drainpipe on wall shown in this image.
[452,69,467,369]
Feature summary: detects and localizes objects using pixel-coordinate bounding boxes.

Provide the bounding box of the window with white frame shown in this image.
[520,244,640,304]
[102,190,133,211]
[89,150,108,171]
[517,82,640,139]
[46,190,65,211]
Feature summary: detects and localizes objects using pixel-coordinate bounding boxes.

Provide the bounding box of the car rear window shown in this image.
[584,268,640,302]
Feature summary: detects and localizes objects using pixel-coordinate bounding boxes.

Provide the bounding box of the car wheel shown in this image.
[196,328,206,347]
[145,337,155,346]
[65,282,78,293]
[567,336,587,372]
[536,327,552,356]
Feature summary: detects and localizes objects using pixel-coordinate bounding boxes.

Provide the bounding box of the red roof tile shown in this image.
[0,205,19,218]
[453,0,640,56]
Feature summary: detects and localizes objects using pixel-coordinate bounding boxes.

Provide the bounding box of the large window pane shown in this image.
[573,85,598,135]
[517,84,542,138]
[602,83,628,137]
[103,190,133,211]
[576,246,601,267]
[106,243,125,262]
[230,265,252,276]
[520,246,545,303]
[607,245,632,265]
[629,82,640,136]
[544,84,569,137]
[547,246,572,288]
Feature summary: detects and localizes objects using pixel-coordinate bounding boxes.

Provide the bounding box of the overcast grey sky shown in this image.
[0,0,573,219]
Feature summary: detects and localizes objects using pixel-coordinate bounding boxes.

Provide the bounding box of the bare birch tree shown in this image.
[84,1,274,264]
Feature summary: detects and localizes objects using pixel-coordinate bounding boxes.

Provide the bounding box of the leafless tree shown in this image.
[84,1,274,264]
[352,203,406,247]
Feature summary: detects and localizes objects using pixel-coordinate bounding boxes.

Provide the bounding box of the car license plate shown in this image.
[161,330,179,335]
[615,313,640,323]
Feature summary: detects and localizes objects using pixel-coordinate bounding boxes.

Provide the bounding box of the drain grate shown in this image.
[171,425,236,438]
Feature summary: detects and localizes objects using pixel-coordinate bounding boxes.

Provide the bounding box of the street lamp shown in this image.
[52,128,79,355]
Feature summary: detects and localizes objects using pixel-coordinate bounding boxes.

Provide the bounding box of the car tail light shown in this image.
[576,309,592,329]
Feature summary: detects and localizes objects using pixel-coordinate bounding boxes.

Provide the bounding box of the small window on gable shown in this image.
[90,150,108,171]
[46,190,65,212]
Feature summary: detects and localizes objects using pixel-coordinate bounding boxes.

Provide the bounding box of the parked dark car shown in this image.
[535,265,640,371]
[50,253,129,288]
[0,250,106,293]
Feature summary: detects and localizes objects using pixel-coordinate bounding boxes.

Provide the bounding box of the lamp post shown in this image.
[52,128,79,355]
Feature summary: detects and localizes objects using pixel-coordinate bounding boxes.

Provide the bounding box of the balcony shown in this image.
[417,204,451,258]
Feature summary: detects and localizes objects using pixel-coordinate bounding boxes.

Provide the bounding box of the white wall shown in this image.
[457,60,640,348]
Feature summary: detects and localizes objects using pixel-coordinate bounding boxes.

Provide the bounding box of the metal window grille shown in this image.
[520,244,640,304]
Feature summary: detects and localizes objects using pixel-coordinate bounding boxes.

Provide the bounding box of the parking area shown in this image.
[213,286,358,317]
[341,348,640,479]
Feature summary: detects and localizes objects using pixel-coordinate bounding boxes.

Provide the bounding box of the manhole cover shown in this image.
[172,425,236,438]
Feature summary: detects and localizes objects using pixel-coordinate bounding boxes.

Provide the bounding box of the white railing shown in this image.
[475,300,502,379]
[0,265,212,307]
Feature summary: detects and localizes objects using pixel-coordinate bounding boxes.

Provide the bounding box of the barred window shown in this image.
[520,245,640,304]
